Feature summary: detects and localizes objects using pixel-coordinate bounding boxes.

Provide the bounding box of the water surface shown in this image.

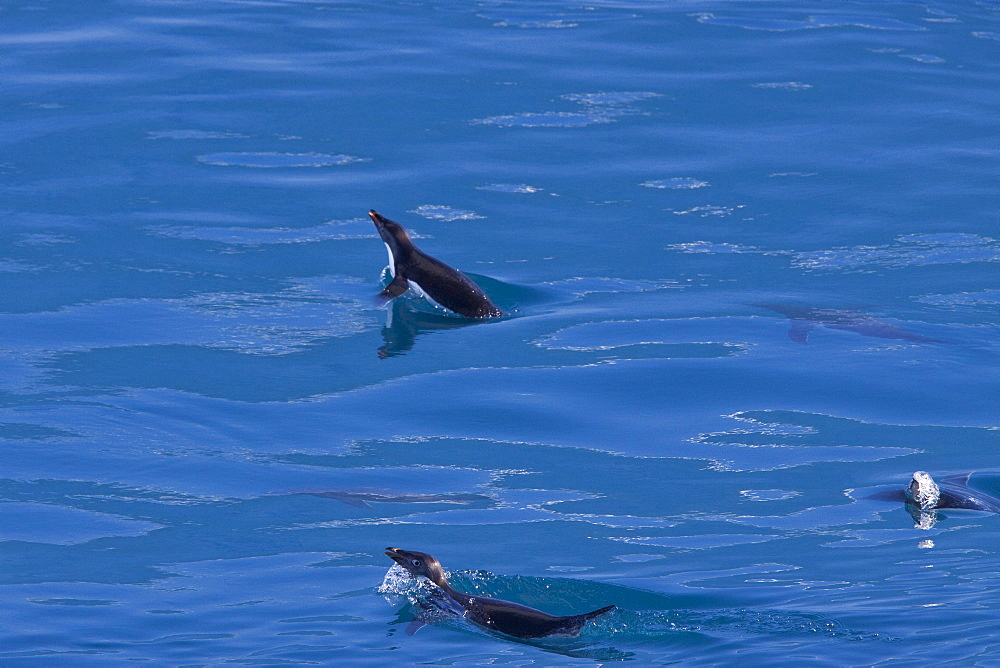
[2,0,999,665]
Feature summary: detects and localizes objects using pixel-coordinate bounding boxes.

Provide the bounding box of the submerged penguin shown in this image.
[384,547,614,638]
[752,303,946,344]
[369,210,502,318]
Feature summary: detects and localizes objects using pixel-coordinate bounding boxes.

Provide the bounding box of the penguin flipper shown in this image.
[940,472,972,487]
[376,275,410,302]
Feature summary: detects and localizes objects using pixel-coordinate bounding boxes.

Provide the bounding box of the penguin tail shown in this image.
[583,605,615,620]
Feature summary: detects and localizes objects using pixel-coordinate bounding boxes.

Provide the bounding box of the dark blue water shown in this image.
[2,0,999,665]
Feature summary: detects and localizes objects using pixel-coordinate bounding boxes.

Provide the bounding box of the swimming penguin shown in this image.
[369,210,502,319]
[384,547,614,638]
[752,303,946,344]
[906,471,1000,513]
[865,471,1000,529]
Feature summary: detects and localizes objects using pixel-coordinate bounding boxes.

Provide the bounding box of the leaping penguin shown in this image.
[369,210,502,319]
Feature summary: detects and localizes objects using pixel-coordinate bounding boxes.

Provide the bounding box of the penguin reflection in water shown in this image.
[369,210,502,319]
[385,547,615,638]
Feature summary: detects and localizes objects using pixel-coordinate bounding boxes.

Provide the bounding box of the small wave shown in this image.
[916,289,1000,307]
[474,91,659,128]
[408,205,484,221]
[196,152,367,167]
[491,19,579,29]
[641,178,709,189]
[541,277,682,297]
[151,218,372,245]
[22,102,65,109]
[899,53,945,63]
[612,553,665,563]
[751,82,813,90]
[717,411,820,436]
[482,8,635,30]
[148,130,250,140]
[692,411,919,472]
[476,183,543,193]
[629,608,888,642]
[0,27,123,46]
[561,91,661,106]
[793,233,1000,270]
[693,12,925,32]
[0,260,41,273]
[610,534,780,549]
[473,111,617,128]
[740,489,802,502]
[535,319,748,353]
[672,205,746,217]
[17,233,76,246]
[29,598,117,606]
[666,241,762,254]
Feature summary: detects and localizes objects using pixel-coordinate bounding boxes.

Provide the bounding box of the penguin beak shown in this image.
[385,547,406,565]
[369,210,393,242]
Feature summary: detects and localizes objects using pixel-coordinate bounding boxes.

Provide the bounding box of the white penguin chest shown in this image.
[384,243,395,278]
[384,242,430,300]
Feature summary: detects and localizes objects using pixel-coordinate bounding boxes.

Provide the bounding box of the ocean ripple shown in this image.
[196,152,367,168]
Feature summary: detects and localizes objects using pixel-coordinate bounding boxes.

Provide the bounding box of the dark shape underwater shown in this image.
[753,303,946,344]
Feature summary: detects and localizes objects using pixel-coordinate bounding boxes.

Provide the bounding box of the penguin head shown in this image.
[369,210,413,251]
[907,471,940,510]
[384,547,447,586]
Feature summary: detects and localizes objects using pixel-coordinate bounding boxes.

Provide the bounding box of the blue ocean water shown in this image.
[2,0,999,664]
